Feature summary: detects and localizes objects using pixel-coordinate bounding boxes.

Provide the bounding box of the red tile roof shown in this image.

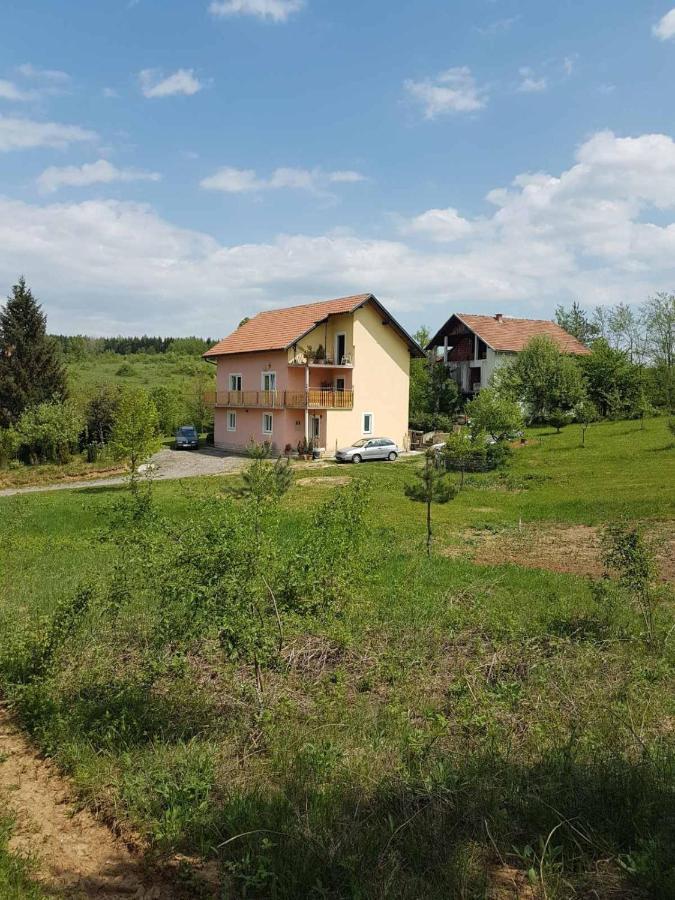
[430,313,590,355]
[204,294,425,358]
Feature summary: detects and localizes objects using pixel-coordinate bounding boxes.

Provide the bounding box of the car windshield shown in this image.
[352,439,368,447]
[178,427,197,437]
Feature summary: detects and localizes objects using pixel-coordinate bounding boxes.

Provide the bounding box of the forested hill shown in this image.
[52,334,214,357]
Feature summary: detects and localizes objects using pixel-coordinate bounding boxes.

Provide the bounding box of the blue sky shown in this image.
[2,0,675,338]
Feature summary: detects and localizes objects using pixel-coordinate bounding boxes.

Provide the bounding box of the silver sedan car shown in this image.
[335,437,399,464]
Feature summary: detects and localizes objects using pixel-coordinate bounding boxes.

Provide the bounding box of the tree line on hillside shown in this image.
[0,278,214,471]
[53,334,214,359]
[410,294,674,433]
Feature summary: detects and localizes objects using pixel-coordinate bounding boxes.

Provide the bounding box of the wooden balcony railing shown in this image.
[204,389,354,410]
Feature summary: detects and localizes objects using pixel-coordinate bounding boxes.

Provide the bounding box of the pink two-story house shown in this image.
[203,293,424,455]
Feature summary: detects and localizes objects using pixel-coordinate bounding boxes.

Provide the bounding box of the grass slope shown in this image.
[67,350,213,402]
[0,417,673,898]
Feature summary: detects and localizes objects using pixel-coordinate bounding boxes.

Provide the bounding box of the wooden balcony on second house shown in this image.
[205,389,354,410]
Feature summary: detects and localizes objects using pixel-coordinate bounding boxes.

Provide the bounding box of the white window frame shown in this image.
[362,412,373,435]
[229,373,242,391]
[335,332,347,365]
[261,371,277,391]
[262,412,273,435]
[227,411,237,432]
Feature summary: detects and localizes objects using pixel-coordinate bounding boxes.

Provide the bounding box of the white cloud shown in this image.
[139,68,204,98]
[208,0,304,23]
[327,170,368,184]
[404,67,488,119]
[476,16,519,37]
[563,56,576,76]
[37,159,161,194]
[2,131,675,335]
[0,80,33,102]
[16,63,70,83]
[405,207,474,242]
[200,165,367,194]
[102,87,119,99]
[517,67,548,93]
[653,8,675,40]
[0,115,97,152]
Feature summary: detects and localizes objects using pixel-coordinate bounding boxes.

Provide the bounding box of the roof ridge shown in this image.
[253,293,371,318]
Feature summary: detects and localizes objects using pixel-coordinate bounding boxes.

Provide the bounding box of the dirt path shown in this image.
[0,448,248,498]
[446,521,675,581]
[0,705,186,898]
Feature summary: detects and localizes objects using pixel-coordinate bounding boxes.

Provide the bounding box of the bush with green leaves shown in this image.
[0,426,19,467]
[465,388,523,442]
[109,387,162,472]
[443,430,512,482]
[599,523,670,647]
[14,400,84,465]
[84,384,120,445]
[150,385,183,436]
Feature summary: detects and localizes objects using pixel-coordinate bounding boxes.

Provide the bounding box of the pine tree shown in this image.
[404,450,456,555]
[0,277,68,426]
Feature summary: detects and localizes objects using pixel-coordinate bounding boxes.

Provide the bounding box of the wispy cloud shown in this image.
[476,16,519,37]
[139,68,205,98]
[0,79,34,102]
[653,8,675,40]
[0,64,71,103]
[404,66,488,119]
[0,114,96,152]
[208,0,304,23]
[517,67,548,93]
[16,63,70,83]
[37,159,161,194]
[200,165,366,194]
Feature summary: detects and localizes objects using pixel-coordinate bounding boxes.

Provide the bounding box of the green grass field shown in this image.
[67,349,214,402]
[0,417,673,898]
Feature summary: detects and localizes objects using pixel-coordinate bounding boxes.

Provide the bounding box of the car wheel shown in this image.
[387,451,397,461]
[352,454,362,464]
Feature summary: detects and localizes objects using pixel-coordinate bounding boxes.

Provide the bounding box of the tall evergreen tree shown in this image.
[0,277,68,426]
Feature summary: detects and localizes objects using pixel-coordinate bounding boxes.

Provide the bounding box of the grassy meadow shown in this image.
[0,417,673,898]
[66,348,214,403]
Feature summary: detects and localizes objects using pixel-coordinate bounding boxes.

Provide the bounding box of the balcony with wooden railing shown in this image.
[204,389,354,410]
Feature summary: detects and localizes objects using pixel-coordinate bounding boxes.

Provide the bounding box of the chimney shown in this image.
[494,313,503,323]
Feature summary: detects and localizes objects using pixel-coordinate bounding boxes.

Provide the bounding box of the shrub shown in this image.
[15,400,84,465]
[443,430,512,478]
[0,427,19,467]
[465,389,523,442]
[109,388,161,473]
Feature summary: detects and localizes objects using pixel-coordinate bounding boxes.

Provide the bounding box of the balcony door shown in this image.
[310,416,321,444]
[335,333,346,365]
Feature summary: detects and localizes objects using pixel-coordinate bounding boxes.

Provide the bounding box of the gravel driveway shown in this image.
[0,447,248,498]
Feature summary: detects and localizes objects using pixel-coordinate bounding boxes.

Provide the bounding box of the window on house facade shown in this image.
[262,372,276,392]
[227,412,237,431]
[229,374,242,391]
[362,412,373,435]
[262,413,273,434]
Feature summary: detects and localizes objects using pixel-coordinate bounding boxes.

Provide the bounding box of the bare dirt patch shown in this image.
[449,522,675,581]
[296,475,351,487]
[0,704,205,898]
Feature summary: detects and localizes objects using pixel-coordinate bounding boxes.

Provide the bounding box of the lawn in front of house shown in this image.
[0,416,672,898]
